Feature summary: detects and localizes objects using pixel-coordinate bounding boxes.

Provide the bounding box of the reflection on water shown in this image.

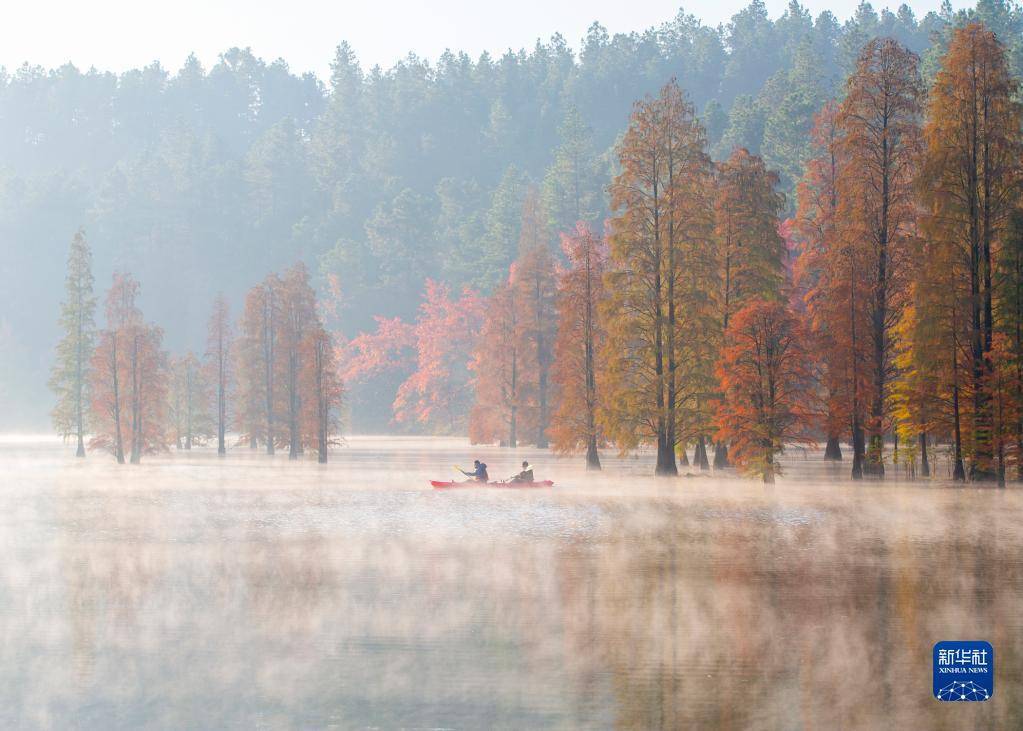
[0,437,1020,729]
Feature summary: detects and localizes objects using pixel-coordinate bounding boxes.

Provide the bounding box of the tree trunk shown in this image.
[655,433,677,476]
[585,436,601,470]
[824,435,842,460]
[851,413,864,480]
[264,287,275,456]
[919,432,930,478]
[129,334,141,465]
[317,340,327,464]
[583,246,600,472]
[695,435,710,470]
[111,336,124,464]
[535,273,549,449]
[218,339,227,456]
[952,375,966,482]
[763,449,775,484]
[713,441,730,469]
[288,352,299,460]
[76,311,86,458]
[509,344,517,448]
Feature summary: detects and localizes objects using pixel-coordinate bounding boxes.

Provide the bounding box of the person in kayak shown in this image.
[509,461,534,484]
[460,460,489,482]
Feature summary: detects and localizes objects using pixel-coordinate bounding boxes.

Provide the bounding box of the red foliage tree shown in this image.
[715,300,815,483]
[393,280,484,433]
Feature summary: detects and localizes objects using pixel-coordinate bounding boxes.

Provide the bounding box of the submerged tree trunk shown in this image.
[129,333,141,465]
[824,435,842,460]
[264,286,276,456]
[288,351,300,460]
[713,441,730,469]
[76,314,86,457]
[851,412,864,480]
[585,436,601,470]
[694,436,710,470]
[952,371,966,481]
[111,335,124,465]
[217,337,227,456]
[316,339,328,464]
[655,433,678,476]
[919,432,930,478]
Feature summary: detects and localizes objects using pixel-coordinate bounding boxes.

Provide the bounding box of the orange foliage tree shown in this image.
[469,270,531,446]
[715,300,815,483]
[550,223,608,468]
[279,263,318,459]
[919,22,1022,481]
[793,102,849,462]
[602,79,715,475]
[710,147,786,469]
[238,273,283,452]
[300,325,344,462]
[89,272,167,463]
[834,37,923,478]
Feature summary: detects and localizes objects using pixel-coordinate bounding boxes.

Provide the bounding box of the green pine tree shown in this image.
[49,229,96,456]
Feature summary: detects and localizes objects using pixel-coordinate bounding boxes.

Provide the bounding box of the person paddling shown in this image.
[460,459,489,483]
[509,460,534,484]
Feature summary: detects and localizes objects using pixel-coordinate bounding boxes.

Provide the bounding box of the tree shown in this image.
[300,326,343,462]
[711,147,787,469]
[167,352,212,449]
[393,281,484,433]
[541,106,602,235]
[997,209,1023,480]
[516,189,558,448]
[603,79,715,475]
[919,22,1023,480]
[49,229,95,457]
[716,300,814,483]
[835,37,923,477]
[205,294,233,455]
[89,273,167,463]
[279,263,318,459]
[550,223,608,468]
[238,274,283,453]
[987,332,1020,485]
[794,102,847,461]
[470,273,531,446]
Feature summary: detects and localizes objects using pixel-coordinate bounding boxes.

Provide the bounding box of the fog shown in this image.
[1,437,1019,728]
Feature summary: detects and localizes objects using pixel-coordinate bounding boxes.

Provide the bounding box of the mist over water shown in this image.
[1,437,1020,729]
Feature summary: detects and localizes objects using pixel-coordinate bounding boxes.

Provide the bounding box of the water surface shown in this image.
[1,437,1020,729]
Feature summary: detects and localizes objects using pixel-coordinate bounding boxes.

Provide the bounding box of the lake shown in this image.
[0,436,1019,729]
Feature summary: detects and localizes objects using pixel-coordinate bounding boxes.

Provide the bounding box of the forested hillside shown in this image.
[3,0,1021,429]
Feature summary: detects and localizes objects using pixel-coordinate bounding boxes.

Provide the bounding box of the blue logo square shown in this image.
[933,641,993,701]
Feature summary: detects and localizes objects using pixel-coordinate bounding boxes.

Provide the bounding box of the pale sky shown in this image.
[2,0,972,80]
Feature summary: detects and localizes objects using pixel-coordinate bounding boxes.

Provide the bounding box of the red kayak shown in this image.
[430,479,554,489]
